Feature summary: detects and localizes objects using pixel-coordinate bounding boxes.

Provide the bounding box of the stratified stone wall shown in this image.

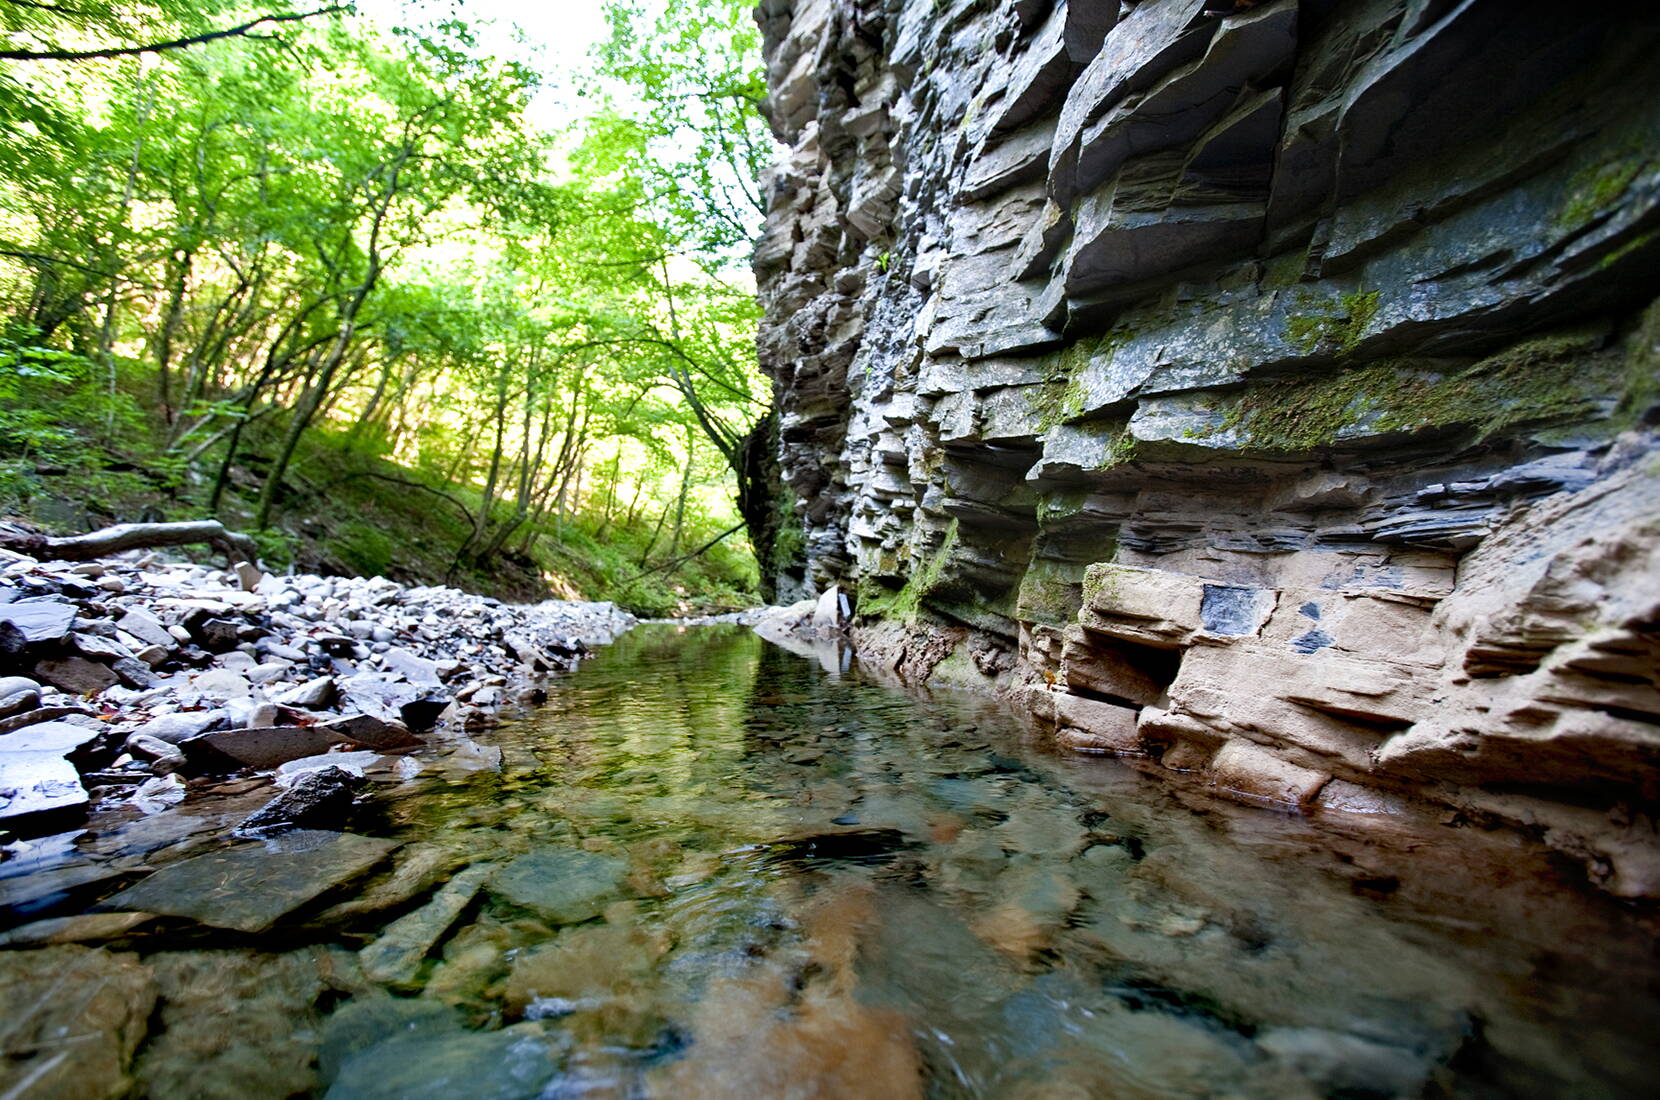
[751,0,1660,893]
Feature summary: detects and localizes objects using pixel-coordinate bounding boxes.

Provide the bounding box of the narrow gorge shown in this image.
[751,0,1660,895]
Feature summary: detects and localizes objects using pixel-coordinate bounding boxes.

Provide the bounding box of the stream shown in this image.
[3,623,1658,1098]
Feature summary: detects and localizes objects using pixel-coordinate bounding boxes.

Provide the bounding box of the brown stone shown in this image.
[1207,740,1330,810]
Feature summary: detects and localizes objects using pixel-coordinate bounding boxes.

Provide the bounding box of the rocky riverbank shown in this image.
[0,545,636,842]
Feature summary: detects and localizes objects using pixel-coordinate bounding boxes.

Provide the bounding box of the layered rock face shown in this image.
[751,0,1660,892]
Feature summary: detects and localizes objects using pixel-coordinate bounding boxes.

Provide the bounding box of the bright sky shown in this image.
[353,0,618,131]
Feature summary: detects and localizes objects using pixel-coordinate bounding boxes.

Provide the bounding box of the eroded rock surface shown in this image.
[751,0,1660,892]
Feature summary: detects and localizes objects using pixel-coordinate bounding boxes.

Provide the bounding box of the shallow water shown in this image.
[5,624,1659,1098]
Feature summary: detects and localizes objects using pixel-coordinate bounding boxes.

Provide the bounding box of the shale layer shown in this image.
[751,0,1660,893]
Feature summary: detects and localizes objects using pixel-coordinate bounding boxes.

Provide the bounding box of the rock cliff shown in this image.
[751,0,1660,893]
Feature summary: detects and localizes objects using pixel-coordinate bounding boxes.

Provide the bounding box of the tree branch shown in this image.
[0,5,350,62]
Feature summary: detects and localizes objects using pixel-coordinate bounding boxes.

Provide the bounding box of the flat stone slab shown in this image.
[359,864,492,986]
[325,1023,559,1100]
[0,598,76,643]
[490,847,629,924]
[192,725,352,769]
[0,719,102,755]
[101,830,397,933]
[0,749,89,824]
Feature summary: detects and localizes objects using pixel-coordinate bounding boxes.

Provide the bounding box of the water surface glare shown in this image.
[14,624,1660,1098]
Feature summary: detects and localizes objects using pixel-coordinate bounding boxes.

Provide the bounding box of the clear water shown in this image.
[5,624,1658,1098]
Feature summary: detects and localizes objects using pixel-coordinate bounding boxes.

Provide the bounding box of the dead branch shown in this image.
[2,520,260,565]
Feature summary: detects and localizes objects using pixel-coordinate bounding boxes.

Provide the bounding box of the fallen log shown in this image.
[0,520,260,566]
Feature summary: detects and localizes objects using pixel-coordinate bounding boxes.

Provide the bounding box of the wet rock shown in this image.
[275,750,383,785]
[0,910,153,947]
[490,847,629,924]
[0,597,76,646]
[319,843,470,921]
[190,667,253,701]
[34,654,119,695]
[1208,740,1330,810]
[100,830,398,933]
[136,950,331,1099]
[0,702,94,735]
[114,608,173,649]
[324,1022,561,1100]
[130,773,188,813]
[1,718,101,755]
[359,864,493,986]
[1257,1026,1433,1097]
[233,560,263,592]
[381,646,441,685]
[318,997,462,1084]
[0,945,157,1100]
[241,765,365,833]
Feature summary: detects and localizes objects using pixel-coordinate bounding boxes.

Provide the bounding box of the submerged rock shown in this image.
[358,864,493,986]
[100,830,397,933]
[0,944,156,1100]
[324,1022,562,1100]
[490,847,629,924]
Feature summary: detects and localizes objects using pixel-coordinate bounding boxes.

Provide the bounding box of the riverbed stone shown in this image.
[0,597,76,645]
[0,910,154,946]
[490,847,630,924]
[100,830,397,933]
[324,1022,562,1100]
[0,945,156,1100]
[135,950,331,1099]
[359,864,493,986]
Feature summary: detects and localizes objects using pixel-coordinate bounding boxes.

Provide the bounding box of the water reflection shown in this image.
[6,624,1657,1098]
[325,625,1658,1098]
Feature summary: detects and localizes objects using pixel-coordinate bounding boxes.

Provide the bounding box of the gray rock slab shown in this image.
[0,719,102,755]
[0,598,76,643]
[273,674,335,708]
[322,713,420,751]
[192,725,352,769]
[381,647,442,685]
[100,830,397,933]
[0,749,89,823]
[116,608,174,649]
[490,847,629,924]
[359,864,492,986]
[324,1023,559,1100]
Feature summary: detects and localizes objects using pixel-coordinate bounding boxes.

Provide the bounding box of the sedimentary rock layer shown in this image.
[752,0,1660,893]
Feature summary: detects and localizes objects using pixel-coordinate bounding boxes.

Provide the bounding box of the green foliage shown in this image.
[0,1,773,609]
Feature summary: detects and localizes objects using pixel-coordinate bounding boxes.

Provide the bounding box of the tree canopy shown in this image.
[0,0,778,613]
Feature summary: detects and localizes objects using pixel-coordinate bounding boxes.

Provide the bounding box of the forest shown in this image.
[0,0,775,615]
